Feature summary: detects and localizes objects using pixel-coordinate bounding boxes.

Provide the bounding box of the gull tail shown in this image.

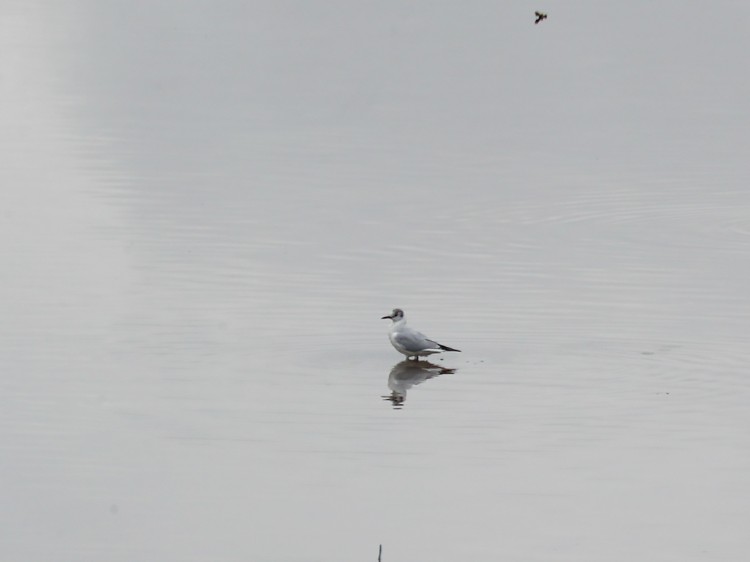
[438,343,461,352]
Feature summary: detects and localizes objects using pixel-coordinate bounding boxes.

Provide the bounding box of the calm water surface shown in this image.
[2,2,750,561]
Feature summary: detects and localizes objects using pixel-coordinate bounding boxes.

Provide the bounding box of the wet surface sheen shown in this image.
[2,2,750,561]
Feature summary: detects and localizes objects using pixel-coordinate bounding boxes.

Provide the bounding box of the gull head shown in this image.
[381,308,405,321]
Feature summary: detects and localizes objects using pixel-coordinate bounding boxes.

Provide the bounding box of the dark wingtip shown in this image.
[439,344,461,352]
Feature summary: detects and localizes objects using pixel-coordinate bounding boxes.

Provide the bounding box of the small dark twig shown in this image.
[378,544,382,561]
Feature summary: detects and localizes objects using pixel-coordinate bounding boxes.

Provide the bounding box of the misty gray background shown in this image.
[2,2,749,561]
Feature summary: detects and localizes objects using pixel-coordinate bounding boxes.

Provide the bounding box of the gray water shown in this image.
[2,2,750,561]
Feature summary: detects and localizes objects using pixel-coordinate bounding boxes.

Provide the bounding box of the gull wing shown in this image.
[392,330,441,352]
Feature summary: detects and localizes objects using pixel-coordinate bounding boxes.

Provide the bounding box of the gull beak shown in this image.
[381,315,392,320]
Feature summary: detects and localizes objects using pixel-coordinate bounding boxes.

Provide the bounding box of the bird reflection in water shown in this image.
[382,360,456,408]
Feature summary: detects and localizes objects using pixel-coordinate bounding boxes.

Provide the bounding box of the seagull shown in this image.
[534,11,547,24]
[381,308,461,360]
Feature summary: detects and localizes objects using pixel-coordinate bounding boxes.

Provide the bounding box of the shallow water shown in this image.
[2,2,750,561]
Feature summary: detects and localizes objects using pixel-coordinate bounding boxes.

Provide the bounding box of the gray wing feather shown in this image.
[393,330,441,352]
